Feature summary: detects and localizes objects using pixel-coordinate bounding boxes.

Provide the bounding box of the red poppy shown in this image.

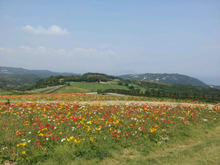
[35,140,40,147]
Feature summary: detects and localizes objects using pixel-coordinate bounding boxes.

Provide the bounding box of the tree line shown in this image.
[98,88,220,103]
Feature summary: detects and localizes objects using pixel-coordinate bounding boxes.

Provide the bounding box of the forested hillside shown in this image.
[120,73,208,86]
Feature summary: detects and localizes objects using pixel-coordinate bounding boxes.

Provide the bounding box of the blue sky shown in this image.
[0,0,220,84]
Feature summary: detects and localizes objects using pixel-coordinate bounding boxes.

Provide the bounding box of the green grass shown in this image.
[129,82,146,92]
[101,123,220,165]
[55,82,130,93]
[21,122,220,165]
[26,85,66,94]
[0,81,152,95]
[0,89,26,95]
[26,82,131,94]
[0,89,14,95]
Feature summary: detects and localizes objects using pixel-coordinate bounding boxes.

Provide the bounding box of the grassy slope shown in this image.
[55,82,131,93]
[0,81,144,95]
[41,122,220,165]
[26,85,66,94]
[101,123,220,165]
[0,89,26,95]
[0,89,14,95]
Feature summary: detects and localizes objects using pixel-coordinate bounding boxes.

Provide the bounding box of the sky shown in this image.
[0,0,220,84]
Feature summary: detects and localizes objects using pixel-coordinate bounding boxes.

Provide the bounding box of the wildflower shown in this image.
[162,129,167,132]
[129,124,134,128]
[35,141,40,147]
[39,133,44,137]
[16,142,27,147]
[21,151,26,155]
[150,128,157,133]
[89,137,95,142]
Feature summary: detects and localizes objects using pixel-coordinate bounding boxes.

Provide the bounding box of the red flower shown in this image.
[35,140,40,147]
[45,123,50,128]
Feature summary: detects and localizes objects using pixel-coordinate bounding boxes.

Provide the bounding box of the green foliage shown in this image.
[74,142,111,160]
[30,73,122,90]
[0,66,74,90]
[120,73,208,87]
[139,81,220,98]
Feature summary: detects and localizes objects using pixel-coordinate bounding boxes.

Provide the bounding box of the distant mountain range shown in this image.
[119,73,208,87]
[0,66,74,78]
[0,66,74,88]
[0,66,214,89]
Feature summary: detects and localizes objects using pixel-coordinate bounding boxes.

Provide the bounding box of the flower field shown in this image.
[0,94,219,164]
[0,93,205,103]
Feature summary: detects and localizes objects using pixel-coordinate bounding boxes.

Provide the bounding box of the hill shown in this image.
[0,66,75,89]
[32,73,123,89]
[137,81,220,96]
[0,66,74,77]
[120,73,208,87]
[210,85,220,90]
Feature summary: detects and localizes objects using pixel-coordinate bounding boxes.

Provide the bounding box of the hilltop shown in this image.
[0,66,74,88]
[120,73,208,87]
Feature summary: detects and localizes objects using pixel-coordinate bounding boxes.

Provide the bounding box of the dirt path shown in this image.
[71,101,217,109]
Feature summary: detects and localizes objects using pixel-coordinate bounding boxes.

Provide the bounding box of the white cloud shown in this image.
[0,47,14,53]
[0,46,117,59]
[22,25,69,35]
[19,45,31,51]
